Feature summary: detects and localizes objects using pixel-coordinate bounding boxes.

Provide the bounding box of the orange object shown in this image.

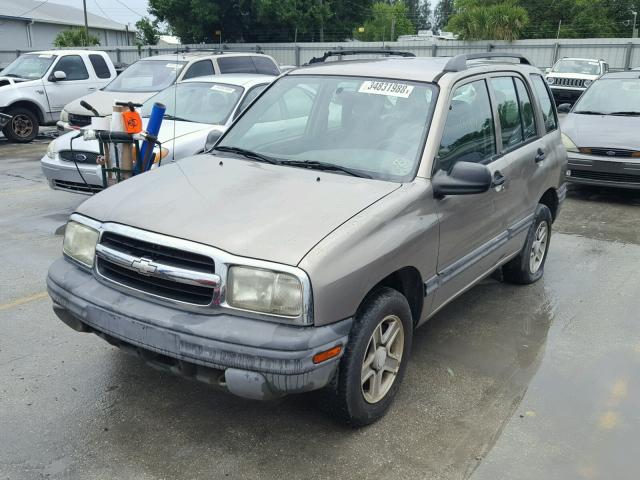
[122,110,143,134]
[312,345,343,364]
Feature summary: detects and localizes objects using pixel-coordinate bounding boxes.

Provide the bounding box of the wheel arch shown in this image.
[361,267,424,326]
[539,187,559,222]
[7,100,45,124]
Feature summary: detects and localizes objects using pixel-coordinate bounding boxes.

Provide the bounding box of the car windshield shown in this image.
[551,59,600,75]
[104,60,187,92]
[573,78,640,115]
[0,54,57,79]
[142,82,244,125]
[217,75,437,182]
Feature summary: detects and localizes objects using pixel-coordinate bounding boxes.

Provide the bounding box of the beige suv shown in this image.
[47,52,567,426]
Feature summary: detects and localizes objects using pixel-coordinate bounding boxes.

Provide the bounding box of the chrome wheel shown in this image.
[361,314,404,404]
[529,221,548,273]
[11,114,34,139]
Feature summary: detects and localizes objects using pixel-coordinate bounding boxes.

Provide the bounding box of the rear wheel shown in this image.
[325,287,413,427]
[2,107,39,143]
[503,204,552,284]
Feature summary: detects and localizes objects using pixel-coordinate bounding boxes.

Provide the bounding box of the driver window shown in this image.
[53,55,89,81]
[437,79,496,173]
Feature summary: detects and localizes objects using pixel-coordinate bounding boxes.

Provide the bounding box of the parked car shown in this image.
[41,74,274,194]
[560,71,640,189]
[47,52,566,426]
[0,50,116,142]
[58,52,281,133]
[545,57,608,105]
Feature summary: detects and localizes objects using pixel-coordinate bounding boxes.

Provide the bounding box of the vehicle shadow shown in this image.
[82,276,554,479]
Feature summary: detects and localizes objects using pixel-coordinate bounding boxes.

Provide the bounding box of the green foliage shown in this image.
[257,0,331,41]
[135,17,163,46]
[433,0,454,33]
[354,2,416,41]
[447,0,529,40]
[53,28,100,47]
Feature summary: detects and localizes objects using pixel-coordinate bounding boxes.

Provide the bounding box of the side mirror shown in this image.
[204,129,223,151]
[545,67,551,74]
[51,70,67,81]
[432,161,492,197]
[557,103,572,114]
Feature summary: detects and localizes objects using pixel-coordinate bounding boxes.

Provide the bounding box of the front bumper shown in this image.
[41,154,103,194]
[47,258,351,400]
[550,87,584,104]
[567,153,640,189]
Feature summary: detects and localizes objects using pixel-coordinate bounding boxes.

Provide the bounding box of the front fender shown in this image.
[299,179,440,326]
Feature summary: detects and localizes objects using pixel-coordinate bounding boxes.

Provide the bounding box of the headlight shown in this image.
[46,141,57,159]
[63,221,99,267]
[561,133,579,153]
[227,266,303,317]
[546,76,555,85]
[583,79,593,88]
[60,109,69,122]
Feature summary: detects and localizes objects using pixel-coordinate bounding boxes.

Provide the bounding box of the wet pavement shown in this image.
[1,143,639,479]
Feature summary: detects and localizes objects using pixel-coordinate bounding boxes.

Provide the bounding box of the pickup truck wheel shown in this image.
[3,107,39,143]
[326,287,412,427]
[502,204,552,284]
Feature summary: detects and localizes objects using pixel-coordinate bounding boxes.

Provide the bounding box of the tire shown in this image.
[325,287,413,427]
[2,107,39,143]
[502,204,553,284]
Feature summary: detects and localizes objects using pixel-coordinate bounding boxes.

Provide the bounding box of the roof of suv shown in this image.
[180,74,275,87]
[290,55,540,83]
[141,52,274,62]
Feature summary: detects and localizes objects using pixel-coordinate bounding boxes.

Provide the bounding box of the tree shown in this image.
[136,17,163,45]
[354,1,415,41]
[447,0,529,40]
[257,0,331,42]
[406,0,431,30]
[53,28,100,47]
[433,0,454,33]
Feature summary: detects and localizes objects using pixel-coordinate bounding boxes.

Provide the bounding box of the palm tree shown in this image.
[448,0,529,41]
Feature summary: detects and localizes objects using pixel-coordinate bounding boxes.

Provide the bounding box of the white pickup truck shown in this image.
[0,50,116,142]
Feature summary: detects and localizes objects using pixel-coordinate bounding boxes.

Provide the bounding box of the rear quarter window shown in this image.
[252,56,280,76]
[530,74,558,133]
[89,54,111,79]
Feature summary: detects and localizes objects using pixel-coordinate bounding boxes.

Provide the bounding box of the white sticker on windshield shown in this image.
[210,85,235,93]
[39,54,53,58]
[165,63,182,69]
[358,81,414,98]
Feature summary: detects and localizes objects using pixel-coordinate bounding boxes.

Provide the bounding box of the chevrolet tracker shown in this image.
[47,52,567,426]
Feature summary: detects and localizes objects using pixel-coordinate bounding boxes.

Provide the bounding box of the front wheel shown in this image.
[502,204,553,284]
[325,287,413,427]
[2,107,39,143]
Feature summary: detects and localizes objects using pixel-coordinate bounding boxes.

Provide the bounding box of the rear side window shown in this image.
[183,60,214,80]
[514,78,537,141]
[218,56,257,74]
[437,79,496,172]
[490,77,524,149]
[89,54,111,79]
[252,56,280,75]
[53,55,89,81]
[530,74,558,133]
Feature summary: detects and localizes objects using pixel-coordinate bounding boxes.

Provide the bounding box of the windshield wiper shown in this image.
[573,110,605,115]
[162,114,189,122]
[211,146,281,165]
[3,73,23,78]
[279,160,371,178]
[609,111,640,116]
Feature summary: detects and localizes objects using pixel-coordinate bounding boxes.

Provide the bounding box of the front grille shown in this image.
[53,179,103,193]
[570,169,640,184]
[552,77,585,88]
[97,232,216,305]
[580,148,638,158]
[58,150,100,164]
[68,113,91,127]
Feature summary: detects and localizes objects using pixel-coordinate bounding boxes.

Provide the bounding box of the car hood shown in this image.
[562,113,640,150]
[53,119,215,152]
[76,156,401,265]
[64,90,156,116]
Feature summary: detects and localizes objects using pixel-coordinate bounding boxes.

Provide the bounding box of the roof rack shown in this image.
[442,53,532,73]
[173,46,264,55]
[307,49,416,64]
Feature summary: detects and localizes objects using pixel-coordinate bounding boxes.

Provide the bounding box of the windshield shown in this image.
[104,60,186,92]
[217,75,437,182]
[573,78,640,115]
[0,54,57,80]
[551,59,600,75]
[142,82,243,125]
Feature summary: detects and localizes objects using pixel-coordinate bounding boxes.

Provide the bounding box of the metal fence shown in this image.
[3,38,640,70]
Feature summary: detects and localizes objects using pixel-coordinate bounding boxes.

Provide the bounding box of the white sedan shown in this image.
[41,74,273,194]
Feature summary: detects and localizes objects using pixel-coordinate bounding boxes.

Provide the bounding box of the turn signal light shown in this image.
[313,345,343,364]
[632,151,640,158]
[578,147,592,154]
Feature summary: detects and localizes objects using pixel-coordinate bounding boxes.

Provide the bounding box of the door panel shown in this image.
[44,55,94,113]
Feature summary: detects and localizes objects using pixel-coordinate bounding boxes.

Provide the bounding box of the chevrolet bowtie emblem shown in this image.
[130,257,158,275]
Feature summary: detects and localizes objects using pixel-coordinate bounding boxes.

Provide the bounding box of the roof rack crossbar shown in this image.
[307,49,416,64]
[172,46,264,54]
[443,52,532,73]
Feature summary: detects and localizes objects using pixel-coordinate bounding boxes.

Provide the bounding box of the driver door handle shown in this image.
[535,148,546,163]
[87,87,96,91]
[492,171,506,189]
